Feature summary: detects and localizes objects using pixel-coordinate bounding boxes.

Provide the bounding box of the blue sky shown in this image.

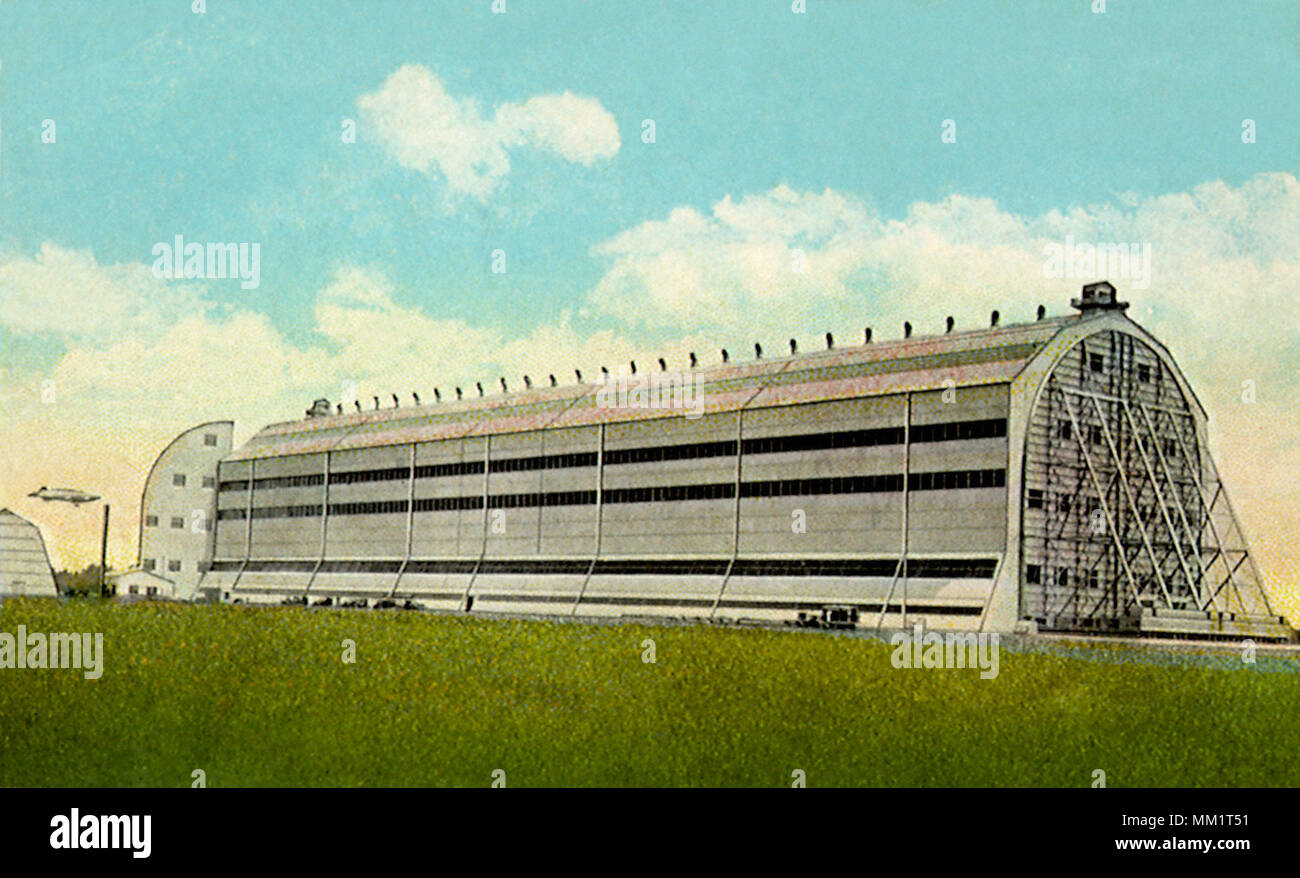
[0,0,1297,601]
[2,0,1294,349]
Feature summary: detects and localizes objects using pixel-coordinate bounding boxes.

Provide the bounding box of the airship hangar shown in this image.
[134,283,1290,642]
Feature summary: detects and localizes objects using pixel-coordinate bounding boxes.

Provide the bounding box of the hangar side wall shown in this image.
[206,387,1011,628]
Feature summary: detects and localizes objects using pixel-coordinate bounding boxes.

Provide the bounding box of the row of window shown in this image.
[907,469,1005,491]
[606,438,737,465]
[170,474,216,488]
[1084,350,1160,383]
[217,417,1009,492]
[1027,490,1193,524]
[1051,420,1183,459]
[216,467,1006,521]
[249,504,328,519]
[490,451,599,473]
[142,558,185,573]
[143,514,212,532]
[910,418,1007,444]
[334,466,409,485]
[246,473,327,490]
[210,556,998,579]
[1054,421,1106,446]
[1025,565,1103,589]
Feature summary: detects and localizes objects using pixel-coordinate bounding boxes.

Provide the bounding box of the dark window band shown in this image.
[908,468,1005,491]
[331,467,410,486]
[741,474,903,498]
[220,467,1005,521]
[329,499,410,516]
[218,418,1008,491]
[320,559,403,574]
[416,461,485,479]
[730,558,900,577]
[740,425,904,456]
[217,556,997,580]
[252,504,323,519]
[490,451,598,473]
[910,418,1007,444]
[604,439,737,466]
[604,482,735,504]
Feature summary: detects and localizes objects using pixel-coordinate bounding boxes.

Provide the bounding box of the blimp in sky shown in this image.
[27,486,101,506]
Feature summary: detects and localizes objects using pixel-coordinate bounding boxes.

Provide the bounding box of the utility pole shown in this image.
[99,503,110,598]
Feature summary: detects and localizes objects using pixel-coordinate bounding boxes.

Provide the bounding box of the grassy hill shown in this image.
[1,597,1296,787]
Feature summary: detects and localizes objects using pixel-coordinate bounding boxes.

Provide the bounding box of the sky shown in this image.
[0,1,1296,617]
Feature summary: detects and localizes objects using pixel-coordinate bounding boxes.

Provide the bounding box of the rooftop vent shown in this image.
[789,338,798,355]
[658,357,667,371]
[990,310,1000,327]
[523,376,532,389]
[1036,304,1046,321]
[721,348,730,363]
[574,369,583,383]
[904,321,912,338]
[825,332,834,350]
[434,388,442,402]
[945,316,954,333]
[754,343,763,359]
[689,352,698,369]
[456,387,463,400]
[1071,281,1128,314]
[412,392,420,405]
[305,398,331,418]
[549,374,557,387]
[476,382,484,397]
[864,327,872,344]
[391,393,400,408]
[500,377,508,393]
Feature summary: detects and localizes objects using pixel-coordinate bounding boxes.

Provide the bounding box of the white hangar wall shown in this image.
[137,421,233,600]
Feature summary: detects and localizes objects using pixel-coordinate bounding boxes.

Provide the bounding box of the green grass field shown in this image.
[1,597,1297,787]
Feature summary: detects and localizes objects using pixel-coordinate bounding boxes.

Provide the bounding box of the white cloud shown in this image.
[586,175,1300,365]
[0,243,205,342]
[357,65,620,199]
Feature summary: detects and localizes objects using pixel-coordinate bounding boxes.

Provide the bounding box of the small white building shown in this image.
[111,568,182,600]
[0,508,59,597]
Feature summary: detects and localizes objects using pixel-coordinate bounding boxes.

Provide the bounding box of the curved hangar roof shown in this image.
[229,313,1083,462]
[0,508,59,597]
